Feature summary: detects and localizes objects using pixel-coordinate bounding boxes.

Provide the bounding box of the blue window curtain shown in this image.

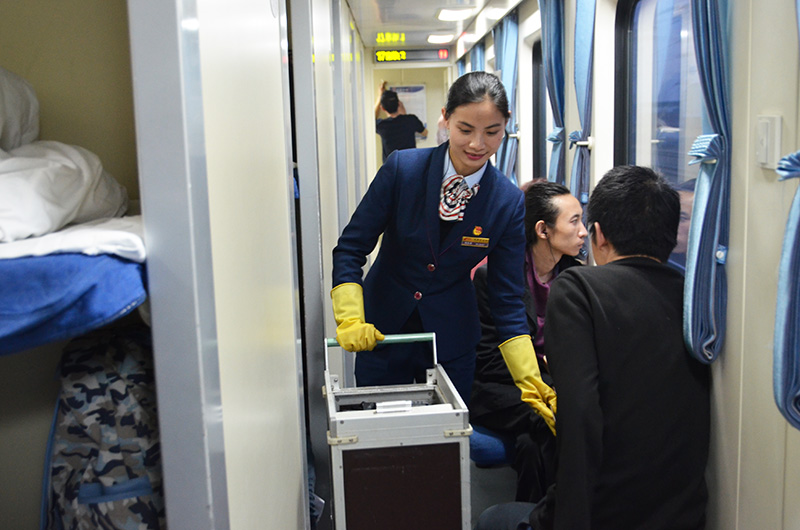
[494,11,520,183]
[683,0,731,364]
[774,153,800,430]
[570,0,596,210]
[457,58,466,76]
[470,41,486,72]
[538,0,566,184]
[772,0,800,430]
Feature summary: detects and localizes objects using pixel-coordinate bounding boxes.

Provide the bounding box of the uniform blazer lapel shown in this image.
[424,143,449,252]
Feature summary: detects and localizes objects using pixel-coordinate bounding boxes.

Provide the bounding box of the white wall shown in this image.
[196,0,307,528]
[719,0,800,528]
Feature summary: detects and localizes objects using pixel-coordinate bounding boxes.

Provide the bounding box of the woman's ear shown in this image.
[535,220,548,240]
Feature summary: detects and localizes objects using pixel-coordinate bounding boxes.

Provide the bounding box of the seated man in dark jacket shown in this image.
[476,165,711,530]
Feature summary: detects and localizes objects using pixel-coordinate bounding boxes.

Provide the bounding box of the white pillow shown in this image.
[0,141,128,242]
[0,65,40,151]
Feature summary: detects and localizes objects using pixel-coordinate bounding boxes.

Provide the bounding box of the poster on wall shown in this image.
[390,84,426,138]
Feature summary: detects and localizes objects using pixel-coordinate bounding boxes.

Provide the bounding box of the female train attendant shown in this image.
[471,181,587,503]
[331,71,556,428]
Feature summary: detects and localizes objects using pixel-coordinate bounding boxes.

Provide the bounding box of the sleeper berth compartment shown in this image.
[1,1,308,528]
[0,3,146,528]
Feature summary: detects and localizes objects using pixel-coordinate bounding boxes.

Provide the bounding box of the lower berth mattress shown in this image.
[0,253,146,356]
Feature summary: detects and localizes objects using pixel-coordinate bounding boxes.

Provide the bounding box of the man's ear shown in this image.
[592,222,608,249]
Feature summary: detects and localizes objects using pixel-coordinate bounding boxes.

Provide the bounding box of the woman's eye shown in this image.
[487,131,499,136]
[458,129,470,134]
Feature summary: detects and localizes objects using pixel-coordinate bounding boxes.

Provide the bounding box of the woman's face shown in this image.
[444,97,508,176]
[544,194,587,258]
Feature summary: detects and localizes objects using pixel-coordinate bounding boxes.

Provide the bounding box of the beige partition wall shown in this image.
[0,2,137,527]
[716,0,800,528]
[197,0,308,528]
[0,0,138,198]
[128,0,306,528]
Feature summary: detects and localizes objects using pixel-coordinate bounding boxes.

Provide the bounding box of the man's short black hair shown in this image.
[587,165,680,262]
[380,90,400,113]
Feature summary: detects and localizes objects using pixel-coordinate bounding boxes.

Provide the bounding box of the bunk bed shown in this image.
[1,64,164,528]
[0,65,148,357]
[0,218,147,356]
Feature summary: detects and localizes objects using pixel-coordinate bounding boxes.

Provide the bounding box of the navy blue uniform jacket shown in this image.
[332,142,529,362]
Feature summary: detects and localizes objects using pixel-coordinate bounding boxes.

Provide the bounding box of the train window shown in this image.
[617,0,707,182]
[616,0,708,269]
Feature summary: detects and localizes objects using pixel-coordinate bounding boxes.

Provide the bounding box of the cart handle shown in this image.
[325,332,435,348]
[324,332,437,372]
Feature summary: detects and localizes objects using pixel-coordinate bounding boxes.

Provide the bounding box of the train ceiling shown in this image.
[347,0,520,51]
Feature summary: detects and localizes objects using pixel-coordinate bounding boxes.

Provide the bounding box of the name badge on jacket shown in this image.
[461,236,489,248]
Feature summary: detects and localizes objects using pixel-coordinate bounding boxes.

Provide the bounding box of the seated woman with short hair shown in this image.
[471,180,587,503]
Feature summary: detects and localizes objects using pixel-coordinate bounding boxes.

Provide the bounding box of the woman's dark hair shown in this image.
[444,71,509,119]
[524,180,572,247]
[587,165,680,262]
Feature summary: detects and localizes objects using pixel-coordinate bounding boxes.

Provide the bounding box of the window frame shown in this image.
[614,0,639,167]
[531,39,547,180]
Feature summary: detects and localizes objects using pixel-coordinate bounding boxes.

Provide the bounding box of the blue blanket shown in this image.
[0,254,146,356]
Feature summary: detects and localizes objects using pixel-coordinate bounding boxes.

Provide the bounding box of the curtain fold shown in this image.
[457,58,466,76]
[470,42,486,72]
[773,0,800,430]
[538,0,566,184]
[774,152,800,430]
[494,12,520,183]
[683,0,731,364]
[569,0,596,209]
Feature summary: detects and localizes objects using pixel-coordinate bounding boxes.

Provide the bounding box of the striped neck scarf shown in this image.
[439,174,479,221]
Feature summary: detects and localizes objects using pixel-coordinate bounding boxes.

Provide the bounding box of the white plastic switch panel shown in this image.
[756,115,782,169]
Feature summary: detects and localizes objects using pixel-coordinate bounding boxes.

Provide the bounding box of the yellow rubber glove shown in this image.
[498,335,557,435]
[331,283,385,352]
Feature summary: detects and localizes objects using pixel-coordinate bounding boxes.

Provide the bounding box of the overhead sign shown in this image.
[375,48,450,63]
[376,32,405,44]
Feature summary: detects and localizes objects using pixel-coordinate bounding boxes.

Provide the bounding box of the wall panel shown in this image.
[196,0,307,527]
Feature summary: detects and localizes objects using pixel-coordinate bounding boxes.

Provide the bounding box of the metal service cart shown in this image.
[324,333,472,530]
